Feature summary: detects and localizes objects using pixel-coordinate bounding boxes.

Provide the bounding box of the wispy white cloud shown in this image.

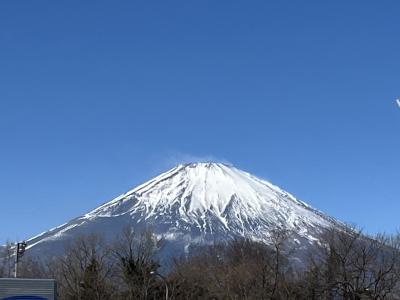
[164,152,232,166]
[165,152,231,166]
[144,151,233,180]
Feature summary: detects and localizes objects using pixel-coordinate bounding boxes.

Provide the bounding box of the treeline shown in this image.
[1,227,400,299]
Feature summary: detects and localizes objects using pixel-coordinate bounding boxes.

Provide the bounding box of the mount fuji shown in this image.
[25,162,341,259]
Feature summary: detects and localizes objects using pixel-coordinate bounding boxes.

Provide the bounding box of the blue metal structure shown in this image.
[0,279,56,300]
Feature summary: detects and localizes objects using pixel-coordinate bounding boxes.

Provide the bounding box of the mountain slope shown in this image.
[26,162,341,258]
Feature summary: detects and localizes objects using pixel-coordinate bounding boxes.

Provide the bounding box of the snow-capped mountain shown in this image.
[26,162,341,258]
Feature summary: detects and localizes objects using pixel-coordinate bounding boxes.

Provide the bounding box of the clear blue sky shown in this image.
[1,1,399,243]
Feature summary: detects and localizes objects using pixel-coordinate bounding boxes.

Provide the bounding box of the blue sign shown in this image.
[0,278,55,300]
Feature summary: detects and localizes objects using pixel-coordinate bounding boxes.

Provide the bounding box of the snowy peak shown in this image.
[132,162,292,214]
[84,162,337,240]
[27,162,340,256]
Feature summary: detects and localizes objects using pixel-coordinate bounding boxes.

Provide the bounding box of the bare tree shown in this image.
[112,227,163,300]
[0,241,15,278]
[302,226,400,299]
[168,232,297,300]
[49,233,116,300]
[18,256,48,278]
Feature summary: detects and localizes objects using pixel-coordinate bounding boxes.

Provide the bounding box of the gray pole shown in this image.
[14,243,18,278]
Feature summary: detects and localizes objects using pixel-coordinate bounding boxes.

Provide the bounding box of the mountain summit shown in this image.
[27,162,340,257]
